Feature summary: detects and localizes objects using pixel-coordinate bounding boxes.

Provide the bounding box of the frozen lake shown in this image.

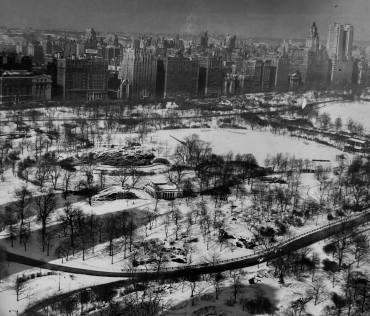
[151,128,345,165]
[318,101,370,131]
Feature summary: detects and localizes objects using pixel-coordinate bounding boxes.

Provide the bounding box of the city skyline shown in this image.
[0,0,369,40]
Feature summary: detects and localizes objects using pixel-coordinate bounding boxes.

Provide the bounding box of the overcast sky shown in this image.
[0,0,369,40]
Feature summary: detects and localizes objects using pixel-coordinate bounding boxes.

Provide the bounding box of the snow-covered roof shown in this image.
[348,138,366,144]
[146,180,180,192]
[156,183,178,190]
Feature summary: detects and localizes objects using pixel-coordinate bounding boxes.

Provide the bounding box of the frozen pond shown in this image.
[151,128,345,165]
[318,101,370,131]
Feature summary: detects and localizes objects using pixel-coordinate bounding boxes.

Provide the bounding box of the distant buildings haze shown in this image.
[0,21,367,105]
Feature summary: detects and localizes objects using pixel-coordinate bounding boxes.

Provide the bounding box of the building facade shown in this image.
[0,71,51,105]
[144,181,183,199]
[162,53,199,98]
[289,23,331,86]
[327,23,354,86]
[198,56,223,96]
[86,58,108,100]
[57,56,108,100]
[327,23,354,60]
[268,56,290,87]
[119,48,157,100]
[306,22,320,50]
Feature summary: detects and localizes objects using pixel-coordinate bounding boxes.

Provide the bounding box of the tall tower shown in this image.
[327,23,354,60]
[306,22,320,51]
[201,31,208,49]
[119,48,157,100]
[85,28,97,42]
[326,23,354,86]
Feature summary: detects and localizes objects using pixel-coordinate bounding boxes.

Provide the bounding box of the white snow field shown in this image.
[150,128,345,165]
[319,100,370,131]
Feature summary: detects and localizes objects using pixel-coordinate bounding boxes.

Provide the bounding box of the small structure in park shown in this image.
[344,138,369,154]
[144,180,183,200]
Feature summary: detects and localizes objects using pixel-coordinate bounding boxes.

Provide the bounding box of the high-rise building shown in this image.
[86,59,108,100]
[288,23,331,86]
[0,54,32,72]
[27,44,44,65]
[85,28,97,42]
[57,57,88,99]
[119,48,157,100]
[267,56,290,87]
[245,59,271,91]
[355,59,370,86]
[57,56,108,100]
[198,56,223,96]
[306,22,320,50]
[41,40,53,55]
[200,31,208,49]
[326,23,354,86]
[327,23,354,60]
[225,34,236,50]
[161,53,199,98]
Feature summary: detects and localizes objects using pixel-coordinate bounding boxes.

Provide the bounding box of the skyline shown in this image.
[0,0,369,40]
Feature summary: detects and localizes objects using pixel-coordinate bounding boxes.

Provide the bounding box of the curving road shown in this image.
[6,209,370,280]
[18,209,370,316]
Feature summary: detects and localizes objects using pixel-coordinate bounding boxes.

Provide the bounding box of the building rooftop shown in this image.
[1,70,33,77]
[348,138,366,143]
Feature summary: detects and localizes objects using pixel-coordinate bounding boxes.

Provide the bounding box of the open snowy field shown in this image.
[0,262,123,316]
[149,128,345,165]
[318,100,370,131]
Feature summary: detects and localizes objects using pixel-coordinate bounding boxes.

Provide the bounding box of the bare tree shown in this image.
[78,159,98,206]
[188,272,201,298]
[130,165,144,188]
[165,164,189,185]
[173,208,183,240]
[62,169,76,199]
[47,159,62,189]
[34,158,50,190]
[34,189,56,251]
[9,275,27,301]
[230,269,245,303]
[58,202,83,256]
[11,184,33,226]
[112,166,131,187]
[210,272,225,300]
[351,232,370,267]
[306,275,328,306]
[0,245,8,282]
[334,117,343,132]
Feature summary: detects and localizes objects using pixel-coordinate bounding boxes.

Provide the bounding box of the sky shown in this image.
[0,0,369,40]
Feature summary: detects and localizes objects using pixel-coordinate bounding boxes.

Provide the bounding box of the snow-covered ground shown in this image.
[149,128,345,165]
[0,262,123,316]
[1,98,365,315]
[319,100,370,132]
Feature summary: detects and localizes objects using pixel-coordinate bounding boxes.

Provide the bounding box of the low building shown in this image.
[144,181,183,199]
[0,70,51,105]
[344,138,369,154]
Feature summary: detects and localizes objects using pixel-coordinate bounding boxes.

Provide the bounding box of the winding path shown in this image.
[18,208,370,316]
[6,208,370,279]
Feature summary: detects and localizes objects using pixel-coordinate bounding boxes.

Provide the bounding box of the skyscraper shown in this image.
[200,31,208,49]
[267,56,290,87]
[162,52,199,98]
[57,56,108,100]
[306,22,320,50]
[119,48,157,100]
[85,28,97,42]
[289,23,330,86]
[327,23,354,60]
[198,56,223,96]
[326,23,354,86]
